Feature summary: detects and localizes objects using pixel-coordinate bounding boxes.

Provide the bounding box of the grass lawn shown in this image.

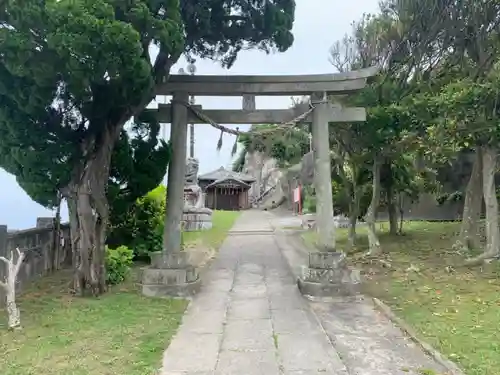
[0,210,240,375]
[183,210,240,249]
[182,210,241,267]
[0,270,187,375]
[303,221,500,375]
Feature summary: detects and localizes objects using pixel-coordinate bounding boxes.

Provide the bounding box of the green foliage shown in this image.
[302,178,372,217]
[0,0,296,219]
[302,186,316,213]
[331,179,372,217]
[237,123,310,168]
[105,245,134,285]
[106,122,171,246]
[108,185,166,258]
[428,72,500,146]
[232,148,247,172]
[436,191,463,205]
[145,184,167,203]
[0,1,296,296]
[0,0,183,209]
[380,154,440,206]
[182,1,295,67]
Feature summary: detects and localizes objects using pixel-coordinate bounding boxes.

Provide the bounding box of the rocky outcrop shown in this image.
[241,150,315,210]
[242,151,283,205]
[273,151,315,210]
[300,151,314,185]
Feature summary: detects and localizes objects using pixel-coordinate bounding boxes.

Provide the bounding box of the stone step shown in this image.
[227,229,275,236]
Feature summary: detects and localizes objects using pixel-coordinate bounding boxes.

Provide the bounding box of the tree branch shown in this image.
[153,48,182,85]
[14,248,25,276]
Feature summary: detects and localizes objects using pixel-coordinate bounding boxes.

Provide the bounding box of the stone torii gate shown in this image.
[141,67,378,298]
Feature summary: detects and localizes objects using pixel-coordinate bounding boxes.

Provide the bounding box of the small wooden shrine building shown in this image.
[198,167,256,211]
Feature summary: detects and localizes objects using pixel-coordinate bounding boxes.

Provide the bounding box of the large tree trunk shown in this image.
[67,196,80,285]
[365,157,382,256]
[387,193,399,235]
[466,146,500,265]
[347,196,359,250]
[384,161,399,235]
[64,127,117,296]
[398,193,405,234]
[459,148,483,250]
[347,214,357,249]
[50,196,62,272]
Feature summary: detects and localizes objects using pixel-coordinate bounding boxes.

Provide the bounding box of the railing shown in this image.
[253,184,277,206]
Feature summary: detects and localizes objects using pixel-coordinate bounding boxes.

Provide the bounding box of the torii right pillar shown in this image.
[298,92,361,297]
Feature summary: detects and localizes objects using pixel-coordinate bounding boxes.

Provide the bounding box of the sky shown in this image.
[0,0,379,229]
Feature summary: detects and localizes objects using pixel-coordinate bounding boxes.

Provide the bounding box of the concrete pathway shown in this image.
[161,210,449,375]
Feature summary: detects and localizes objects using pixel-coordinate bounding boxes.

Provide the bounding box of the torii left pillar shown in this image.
[141,91,201,298]
[297,92,361,297]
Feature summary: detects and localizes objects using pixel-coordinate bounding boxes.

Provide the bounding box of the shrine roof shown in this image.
[206,178,252,189]
[198,167,256,183]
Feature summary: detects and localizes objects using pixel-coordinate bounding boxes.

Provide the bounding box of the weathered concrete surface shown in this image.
[227,210,275,234]
[161,210,449,375]
[161,210,346,375]
[272,212,449,375]
[310,297,448,375]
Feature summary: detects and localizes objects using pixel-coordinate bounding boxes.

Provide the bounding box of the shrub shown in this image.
[302,185,316,213]
[331,180,372,217]
[108,185,166,259]
[303,193,316,213]
[105,245,134,285]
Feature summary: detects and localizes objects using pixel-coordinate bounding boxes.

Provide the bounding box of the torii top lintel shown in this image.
[156,66,378,96]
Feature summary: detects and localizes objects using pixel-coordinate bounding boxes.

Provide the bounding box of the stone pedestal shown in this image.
[301,213,317,229]
[183,184,213,231]
[182,207,213,231]
[297,252,361,297]
[141,251,201,298]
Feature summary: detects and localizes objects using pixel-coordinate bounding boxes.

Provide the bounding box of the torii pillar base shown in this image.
[297,252,362,297]
[141,252,201,298]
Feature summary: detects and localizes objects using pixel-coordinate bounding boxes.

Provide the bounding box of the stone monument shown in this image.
[182,157,213,231]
